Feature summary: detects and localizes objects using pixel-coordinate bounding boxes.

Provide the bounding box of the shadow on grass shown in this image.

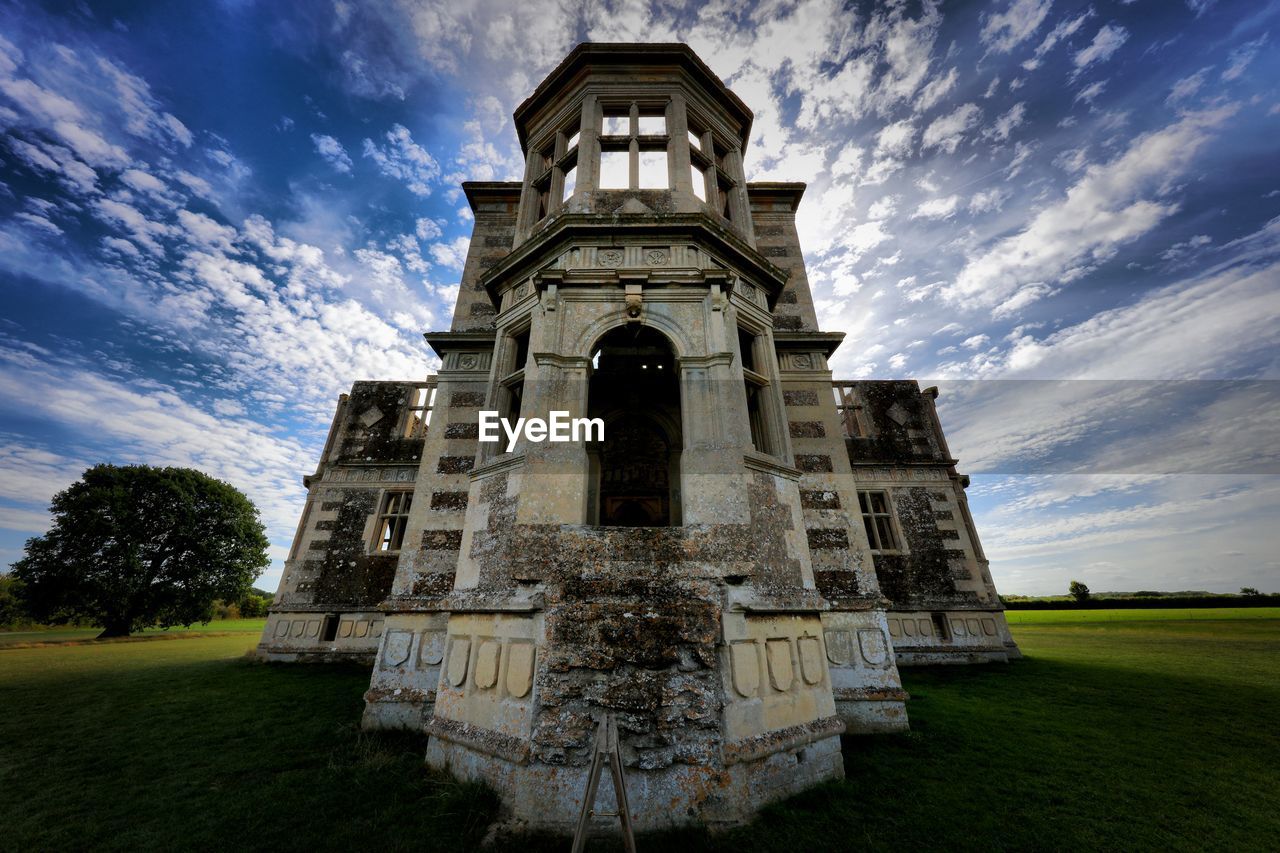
[509,653,1279,852]
[2,631,1277,851]
[0,652,498,852]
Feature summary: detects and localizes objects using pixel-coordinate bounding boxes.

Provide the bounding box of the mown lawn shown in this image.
[0,618,267,648]
[1,612,1276,851]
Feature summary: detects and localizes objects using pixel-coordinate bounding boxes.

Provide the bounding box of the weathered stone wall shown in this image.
[451,183,518,333]
[423,465,845,830]
[840,380,1020,663]
[748,184,820,333]
[252,380,427,662]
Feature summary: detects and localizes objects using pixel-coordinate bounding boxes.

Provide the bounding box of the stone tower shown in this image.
[253,42,1019,832]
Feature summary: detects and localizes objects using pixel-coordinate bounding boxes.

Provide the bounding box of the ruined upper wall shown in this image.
[333,380,430,465]
[839,380,951,466]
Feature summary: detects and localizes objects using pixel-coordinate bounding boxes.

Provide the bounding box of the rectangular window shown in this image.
[638,150,668,188]
[374,491,413,552]
[832,383,864,438]
[738,326,757,372]
[688,129,702,151]
[566,128,580,152]
[535,181,549,220]
[858,490,900,552]
[739,325,773,455]
[745,383,768,453]
[562,163,577,201]
[690,164,706,201]
[718,177,734,221]
[638,114,666,136]
[602,114,629,136]
[403,384,435,438]
[599,149,629,189]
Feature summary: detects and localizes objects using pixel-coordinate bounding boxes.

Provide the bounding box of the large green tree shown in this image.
[12,465,269,637]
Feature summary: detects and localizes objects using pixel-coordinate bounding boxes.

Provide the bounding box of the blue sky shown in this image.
[1,0,1278,596]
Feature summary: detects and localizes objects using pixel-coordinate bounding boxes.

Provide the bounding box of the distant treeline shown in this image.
[1003,594,1280,610]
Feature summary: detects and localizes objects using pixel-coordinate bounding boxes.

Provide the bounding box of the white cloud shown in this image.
[985,102,1026,142]
[911,194,960,220]
[1074,80,1106,105]
[867,195,898,220]
[414,217,444,240]
[921,103,981,153]
[1222,34,1267,81]
[875,119,916,157]
[949,106,1238,308]
[429,235,470,269]
[1022,10,1093,71]
[1167,67,1212,103]
[980,0,1052,54]
[992,282,1055,317]
[120,168,168,198]
[916,67,958,111]
[311,133,353,173]
[362,123,439,195]
[969,188,1010,214]
[1073,24,1129,75]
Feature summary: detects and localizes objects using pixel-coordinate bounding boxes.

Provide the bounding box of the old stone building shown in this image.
[254,43,1019,832]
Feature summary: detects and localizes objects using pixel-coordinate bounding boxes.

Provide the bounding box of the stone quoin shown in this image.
[252,42,1020,834]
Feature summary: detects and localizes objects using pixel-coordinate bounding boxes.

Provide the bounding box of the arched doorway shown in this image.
[586,325,682,526]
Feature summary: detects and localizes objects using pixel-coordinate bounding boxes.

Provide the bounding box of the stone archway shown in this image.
[586,324,682,526]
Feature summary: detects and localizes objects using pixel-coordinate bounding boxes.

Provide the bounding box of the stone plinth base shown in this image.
[248,646,375,665]
[893,646,1010,665]
[835,688,911,733]
[424,720,845,833]
[361,689,434,731]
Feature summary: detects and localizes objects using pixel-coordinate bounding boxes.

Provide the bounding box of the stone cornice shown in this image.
[478,214,789,307]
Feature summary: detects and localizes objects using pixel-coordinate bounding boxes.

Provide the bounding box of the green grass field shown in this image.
[1,610,1276,851]
[0,618,267,648]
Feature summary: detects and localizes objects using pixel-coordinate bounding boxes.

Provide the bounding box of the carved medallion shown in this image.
[475,640,500,689]
[824,629,853,666]
[446,637,471,687]
[766,638,794,692]
[730,641,759,698]
[418,631,445,667]
[791,353,814,370]
[598,248,624,267]
[799,635,824,684]
[383,630,412,667]
[644,248,669,266]
[858,629,888,666]
[458,353,478,370]
[506,642,535,698]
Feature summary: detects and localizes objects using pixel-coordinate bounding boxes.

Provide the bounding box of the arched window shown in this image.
[586,325,682,527]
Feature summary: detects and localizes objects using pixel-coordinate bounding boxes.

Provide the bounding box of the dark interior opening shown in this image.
[931,612,950,641]
[588,325,682,527]
[321,614,339,642]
